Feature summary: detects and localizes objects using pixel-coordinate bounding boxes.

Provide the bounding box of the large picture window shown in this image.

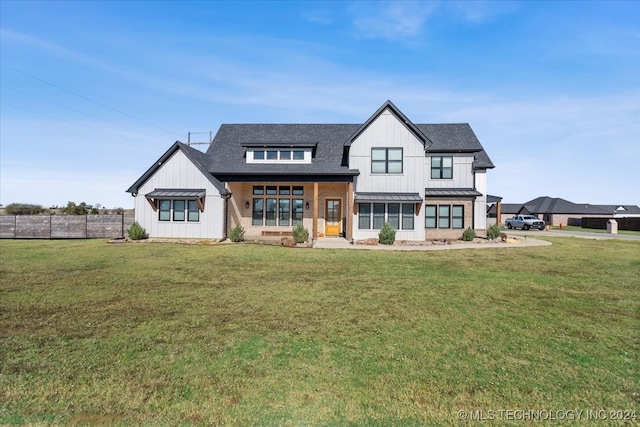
[252,185,305,227]
[159,200,171,221]
[431,156,453,179]
[425,205,437,228]
[452,205,464,229]
[372,148,403,174]
[358,202,415,230]
[438,205,450,228]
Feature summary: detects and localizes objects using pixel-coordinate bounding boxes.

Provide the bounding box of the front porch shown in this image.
[226,181,354,240]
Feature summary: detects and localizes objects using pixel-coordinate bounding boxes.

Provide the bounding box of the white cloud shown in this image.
[349,1,436,40]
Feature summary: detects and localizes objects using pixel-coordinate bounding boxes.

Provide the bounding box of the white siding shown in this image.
[425,155,475,188]
[474,170,487,230]
[350,108,426,240]
[133,150,225,239]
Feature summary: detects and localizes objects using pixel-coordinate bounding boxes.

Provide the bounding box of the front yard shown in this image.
[0,238,638,425]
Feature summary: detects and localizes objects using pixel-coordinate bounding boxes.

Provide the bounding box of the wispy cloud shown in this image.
[348,1,436,40]
[448,1,519,23]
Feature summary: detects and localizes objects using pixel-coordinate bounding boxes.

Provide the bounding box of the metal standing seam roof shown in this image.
[424,188,482,197]
[354,192,423,202]
[145,189,206,199]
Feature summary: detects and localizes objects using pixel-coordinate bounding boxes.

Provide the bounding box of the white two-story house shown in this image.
[127,100,494,241]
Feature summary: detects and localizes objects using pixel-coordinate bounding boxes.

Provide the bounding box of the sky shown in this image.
[1,0,639,209]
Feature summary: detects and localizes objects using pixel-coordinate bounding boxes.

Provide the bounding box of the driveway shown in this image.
[506,229,640,241]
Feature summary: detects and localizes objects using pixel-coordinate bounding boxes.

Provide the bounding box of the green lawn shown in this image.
[1,239,638,426]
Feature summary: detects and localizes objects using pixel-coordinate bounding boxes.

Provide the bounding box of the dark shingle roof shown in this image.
[206,124,361,176]
[417,123,494,169]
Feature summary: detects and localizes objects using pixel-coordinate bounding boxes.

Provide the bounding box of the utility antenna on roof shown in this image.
[187,131,213,147]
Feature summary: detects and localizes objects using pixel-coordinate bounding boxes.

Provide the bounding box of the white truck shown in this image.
[505,215,546,230]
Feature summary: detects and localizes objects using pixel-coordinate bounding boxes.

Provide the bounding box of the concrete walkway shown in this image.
[507,229,640,241]
[313,236,551,251]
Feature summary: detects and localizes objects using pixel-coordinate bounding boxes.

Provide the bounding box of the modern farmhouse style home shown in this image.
[127,101,494,241]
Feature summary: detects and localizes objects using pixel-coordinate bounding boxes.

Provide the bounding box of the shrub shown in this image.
[127,221,148,240]
[462,227,476,241]
[378,222,396,245]
[5,203,45,215]
[292,223,309,243]
[487,223,501,240]
[229,224,245,242]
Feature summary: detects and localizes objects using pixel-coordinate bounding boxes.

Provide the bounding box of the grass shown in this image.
[547,225,640,236]
[1,238,638,426]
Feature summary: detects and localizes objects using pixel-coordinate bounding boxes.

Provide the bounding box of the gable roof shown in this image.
[207,101,494,176]
[126,141,228,195]
[345,100,431,147]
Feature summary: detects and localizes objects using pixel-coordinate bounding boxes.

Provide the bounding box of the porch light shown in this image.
[245,201,250,209]
[305,201,310,210]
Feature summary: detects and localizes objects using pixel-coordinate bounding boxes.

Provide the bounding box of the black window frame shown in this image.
[371,147,403,174]
[431,156,453,179]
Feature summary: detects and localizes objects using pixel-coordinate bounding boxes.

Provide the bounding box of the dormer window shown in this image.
[247,147,312,163]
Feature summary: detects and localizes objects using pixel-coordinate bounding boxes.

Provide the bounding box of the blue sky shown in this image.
[1,0,638,209]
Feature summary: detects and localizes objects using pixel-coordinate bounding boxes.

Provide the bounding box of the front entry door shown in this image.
[325,199,341,236]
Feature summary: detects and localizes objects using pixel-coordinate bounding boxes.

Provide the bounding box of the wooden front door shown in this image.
[325,199,341,236]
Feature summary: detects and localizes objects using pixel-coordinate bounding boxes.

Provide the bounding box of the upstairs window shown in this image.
[372,148,403,174]
[248,148,311,163]
[431,156,453,179]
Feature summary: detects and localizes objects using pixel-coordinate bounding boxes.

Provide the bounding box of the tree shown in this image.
[61,201,90,215]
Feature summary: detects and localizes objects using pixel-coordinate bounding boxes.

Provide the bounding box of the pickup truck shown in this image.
[505,215,546,230]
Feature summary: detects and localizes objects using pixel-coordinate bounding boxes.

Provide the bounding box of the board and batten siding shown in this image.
[425,155,475,188]
[473,170,487,230]
[349,108,426,240]
[134,150,225,239]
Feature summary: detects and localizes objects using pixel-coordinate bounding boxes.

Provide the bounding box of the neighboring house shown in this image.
[127,101,495,241]
[492,196,640,226]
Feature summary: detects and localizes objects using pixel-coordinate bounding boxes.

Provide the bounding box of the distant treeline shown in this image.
[3,202,126,216]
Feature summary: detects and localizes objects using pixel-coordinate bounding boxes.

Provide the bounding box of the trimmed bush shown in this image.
[127,221,148,240]
[462,227,476,241]
[229,224,245,242]
[378,222,396,245]
[487,223,501,240]
[292,223,309,243]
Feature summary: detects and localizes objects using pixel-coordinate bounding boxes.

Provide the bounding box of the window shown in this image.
[431,156,453,179]
[265,198,277,226]
[372,148,403,174]
[279,199,290,226]
[279,186,291,195]
[252,186,304,227]
[292,199,304,225]
[252,199,264,226]
[280,150,291,160]
[452,205,464,229]
[358,202,415,230]
[359,203,371,229]
[173,200,185,221]
[425,205,437,228]
[266,150,278,160]
[439,205,450,228]
[373,203,385,229]
[388,203,400,229]
[402,204,415,230]
[250,149,309,162]
[158,199,201,222]
[159,200,171,221]
[188,201,200,222]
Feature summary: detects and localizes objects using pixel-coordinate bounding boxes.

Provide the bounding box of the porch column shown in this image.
[496,201,502,225]
[313,182,318,239]
[347,182,353,240]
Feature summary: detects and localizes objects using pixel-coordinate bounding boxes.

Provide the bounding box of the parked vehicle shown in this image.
[505,215,546,230]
